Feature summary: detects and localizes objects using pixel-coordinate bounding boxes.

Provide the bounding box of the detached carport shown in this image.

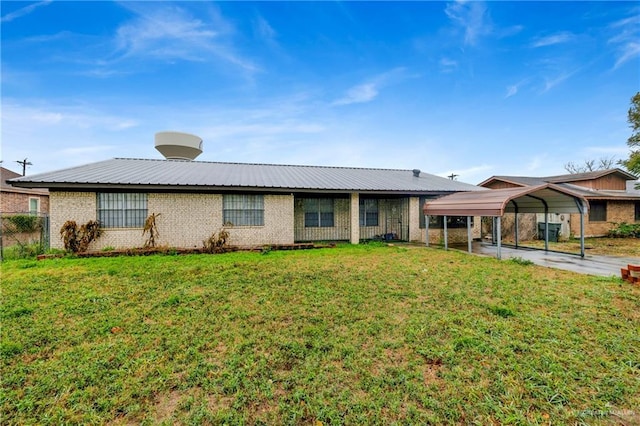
[423,184,589,259]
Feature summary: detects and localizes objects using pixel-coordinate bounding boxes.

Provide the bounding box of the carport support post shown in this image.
[544,210,549,252]
[443,215,448,250]
[496,216,502,260]
[580,206,585,258]
[425,215,429,247]
[467,216,472,253]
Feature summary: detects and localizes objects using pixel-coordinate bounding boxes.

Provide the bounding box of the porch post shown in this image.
[496,216,502,260]
[350,192,359,244]
[467,216,472,253]
[443,215,448,250]
[425,215,429,247]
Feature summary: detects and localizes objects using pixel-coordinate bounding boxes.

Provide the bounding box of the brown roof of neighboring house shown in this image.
[478,168,640,201]
[1,167,48,196]
[478,168,638,188]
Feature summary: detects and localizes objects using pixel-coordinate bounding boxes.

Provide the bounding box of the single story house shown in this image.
[478,168,640,238]
[1,167,50,249]
[9,158,484,250]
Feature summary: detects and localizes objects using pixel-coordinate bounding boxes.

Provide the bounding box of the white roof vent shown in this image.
[155,131,203,160]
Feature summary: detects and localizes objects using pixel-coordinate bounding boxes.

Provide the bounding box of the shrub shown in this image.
[4,215,41,233]
[60,220,103,253]
[203,226,230,253]
[607,222,640,238]
[142,213,161,248]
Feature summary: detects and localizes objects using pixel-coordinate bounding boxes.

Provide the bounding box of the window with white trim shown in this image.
[304,198,334,227]
[97,193,147,228]
[29,198,40,215]
[223,194,264,226]
[359,198,379,227]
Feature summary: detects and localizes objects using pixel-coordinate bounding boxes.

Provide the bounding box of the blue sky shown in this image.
[1,1,639,184]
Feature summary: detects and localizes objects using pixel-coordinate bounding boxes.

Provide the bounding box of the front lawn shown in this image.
[2,245,638,424]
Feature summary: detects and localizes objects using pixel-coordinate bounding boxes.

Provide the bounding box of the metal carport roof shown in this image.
[423,183,588,217]
[422,183,589,258]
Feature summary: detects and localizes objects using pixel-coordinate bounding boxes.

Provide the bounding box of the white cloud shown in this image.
[530,31,575,48]
[1,0,52,23]
[608,11,640,69]
[614,41,640,69]
[255,15,276,41]
[444,1,491,46]
[333,83,379,106]
[439,57,458,73]
[333,68,410,106]
[103,3,258,72]
[505,85,518,99]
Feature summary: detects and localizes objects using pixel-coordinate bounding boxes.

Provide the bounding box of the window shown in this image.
[359,198,379,227]
[97,193,147,228]
[223,194,264,226]
[304,198,334,227]
[419,196,437,228]
[421,215,473,229]
[419,196,473,229]
[29,198,39,215]
[635,202,640,222]
[589,201,607,222]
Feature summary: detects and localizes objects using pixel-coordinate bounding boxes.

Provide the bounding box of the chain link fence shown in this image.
[0,213,49,260]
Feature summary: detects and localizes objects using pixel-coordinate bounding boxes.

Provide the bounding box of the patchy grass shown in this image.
[520,237,639,257]
[2,245,639,425]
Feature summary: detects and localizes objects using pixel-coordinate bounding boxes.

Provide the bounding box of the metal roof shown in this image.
[8,158,484,194]
[423,184,588,217]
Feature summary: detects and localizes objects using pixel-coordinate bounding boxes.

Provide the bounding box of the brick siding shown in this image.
[49,191,294,250]
[570,200,638,237]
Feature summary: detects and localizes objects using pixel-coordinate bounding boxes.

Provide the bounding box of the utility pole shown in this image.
[448,173,459,180]
[16,158,32,176]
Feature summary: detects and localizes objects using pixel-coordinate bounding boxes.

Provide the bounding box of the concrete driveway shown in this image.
[470,242,639,277]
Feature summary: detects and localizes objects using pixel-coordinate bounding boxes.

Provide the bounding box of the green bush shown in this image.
[607,222,640,238]
[3,215,41,233]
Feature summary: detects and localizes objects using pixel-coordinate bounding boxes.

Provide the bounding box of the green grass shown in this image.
[2,245,639,425]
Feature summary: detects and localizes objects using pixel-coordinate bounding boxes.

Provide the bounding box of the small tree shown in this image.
[564,157,617,174]
[60,220,102,253]
[620,92,640,177]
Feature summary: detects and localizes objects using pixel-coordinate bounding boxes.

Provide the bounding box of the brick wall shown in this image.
[49,191,295,250]
[1,192,49,214]
[570,200,638,237]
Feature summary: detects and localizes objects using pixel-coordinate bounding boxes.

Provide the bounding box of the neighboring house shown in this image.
[479,169,640,238]
[1,166,50,249]
[8,158,484,250]
[1,167,49,215]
